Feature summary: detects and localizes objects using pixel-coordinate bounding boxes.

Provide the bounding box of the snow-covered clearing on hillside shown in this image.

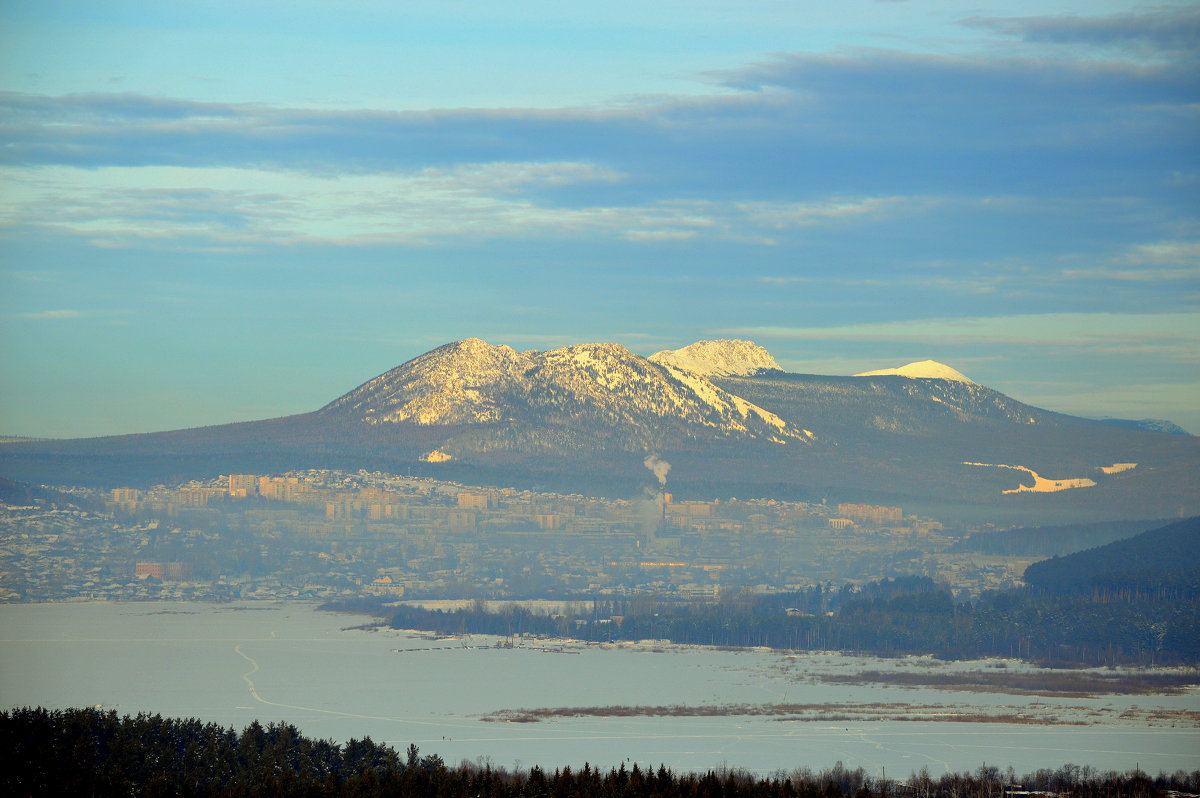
[963,462,1097,494]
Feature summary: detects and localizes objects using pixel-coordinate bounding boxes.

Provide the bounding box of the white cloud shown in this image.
[735,196,936,228]
[13,309,85,320]
[1058,267,1200,282]
[1122,240,1200,265]
[623,230,699,242]
[723,313,1200,347]
[0,164,925,249]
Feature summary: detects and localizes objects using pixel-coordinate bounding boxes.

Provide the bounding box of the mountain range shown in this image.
[319,338,802,450]
[1,338,1196,524]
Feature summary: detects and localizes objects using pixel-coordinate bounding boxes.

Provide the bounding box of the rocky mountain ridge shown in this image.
[321,338,805,452]
[648,339,781,377]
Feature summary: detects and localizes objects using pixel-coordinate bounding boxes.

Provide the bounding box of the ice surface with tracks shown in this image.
[1,601,1196,776]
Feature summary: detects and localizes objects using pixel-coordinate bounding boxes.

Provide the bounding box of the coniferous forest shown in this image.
[4,707,1197,798]
[373,575,1198,666]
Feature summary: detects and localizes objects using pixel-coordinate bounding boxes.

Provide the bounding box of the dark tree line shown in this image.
[367,518,1200,665]
[375,567,1199,665]
[4,707,1197,797]
[1,707,433,797]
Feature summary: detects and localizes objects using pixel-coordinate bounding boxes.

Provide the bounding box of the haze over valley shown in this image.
[2,0,1198,788]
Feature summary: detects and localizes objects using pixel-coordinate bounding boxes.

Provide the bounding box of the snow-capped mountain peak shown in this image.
[648,339,781,377]
[854,360,976,384]
[320,338,535,425]
[319,338,809,448]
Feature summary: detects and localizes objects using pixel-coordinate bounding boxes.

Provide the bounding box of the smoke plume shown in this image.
[643,454,670,487]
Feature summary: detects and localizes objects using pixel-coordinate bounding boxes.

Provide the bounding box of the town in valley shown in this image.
[1,468,1034,605]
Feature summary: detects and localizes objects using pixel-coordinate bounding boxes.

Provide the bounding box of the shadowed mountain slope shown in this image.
[1021,516,1200,594]
[1,339,1196,523]
[947,518,1173,558]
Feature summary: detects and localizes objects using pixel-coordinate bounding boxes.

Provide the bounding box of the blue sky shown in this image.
[1,0,1197,437]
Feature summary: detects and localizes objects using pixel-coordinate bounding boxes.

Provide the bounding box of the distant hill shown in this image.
[947,518,1171,557]
[1,338,1197,524]
[1096,418,1191,436]
[1022,517,1200,594]
[712,371,1199,522]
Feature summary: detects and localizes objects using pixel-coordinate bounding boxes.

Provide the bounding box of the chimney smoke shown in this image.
[643,454,670,487]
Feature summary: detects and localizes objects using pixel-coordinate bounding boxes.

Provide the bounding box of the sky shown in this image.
[1,0,1197,437]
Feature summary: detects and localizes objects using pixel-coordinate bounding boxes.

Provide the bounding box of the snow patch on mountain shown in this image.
[657,362,795,438]
[855,360,976,384]
[649,339,781,377]
[964,462,1097,493]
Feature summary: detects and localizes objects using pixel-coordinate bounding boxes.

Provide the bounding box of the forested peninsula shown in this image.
[332,518,1200,667]
[362,576,1196,666]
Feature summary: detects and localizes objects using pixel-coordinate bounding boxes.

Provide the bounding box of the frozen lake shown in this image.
[2,601,1196,777]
